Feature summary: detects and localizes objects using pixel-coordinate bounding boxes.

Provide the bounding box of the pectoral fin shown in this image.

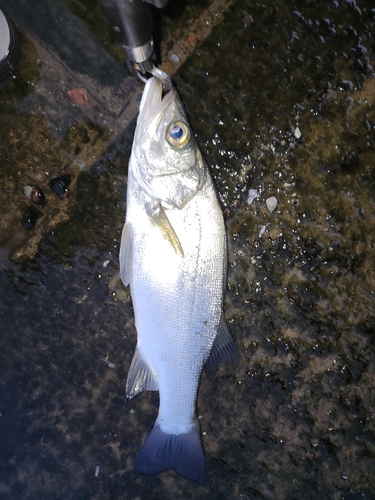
[204,314,238,371]
[150,206,184,257]
[119,222,132,286]
[126,347,158,400]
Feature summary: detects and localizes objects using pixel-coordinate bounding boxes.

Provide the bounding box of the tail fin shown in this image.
[134,423,206,485]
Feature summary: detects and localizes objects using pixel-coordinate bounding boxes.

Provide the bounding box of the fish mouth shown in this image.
[137,77,176,135]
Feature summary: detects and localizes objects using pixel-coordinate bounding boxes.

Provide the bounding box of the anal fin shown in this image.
[204,314,238,372]
[126,347,158,399]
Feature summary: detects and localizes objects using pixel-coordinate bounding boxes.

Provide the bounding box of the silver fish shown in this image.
[120,77,237,485]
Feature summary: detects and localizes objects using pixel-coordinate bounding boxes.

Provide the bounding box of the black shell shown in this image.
[49,174,71,197]
[22,206,42,230]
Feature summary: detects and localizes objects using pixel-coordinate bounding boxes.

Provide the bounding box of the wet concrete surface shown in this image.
[1,0,375,498]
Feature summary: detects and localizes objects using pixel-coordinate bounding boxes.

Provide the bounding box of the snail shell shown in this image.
[22,206,42,230]
[24,185,45,205]
[49,174,71,197]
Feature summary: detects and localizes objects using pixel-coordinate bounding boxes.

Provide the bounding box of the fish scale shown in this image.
[120,76,237,485]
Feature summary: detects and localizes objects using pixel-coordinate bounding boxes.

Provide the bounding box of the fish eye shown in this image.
[166,121,190,148]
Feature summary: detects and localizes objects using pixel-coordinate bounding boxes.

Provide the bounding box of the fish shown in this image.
[119,76,237,485]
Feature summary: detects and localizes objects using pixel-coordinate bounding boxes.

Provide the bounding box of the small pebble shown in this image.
[170,53,180,63]
[95,466,100,477]
[103,260,110,268]
[259,225,267,237]
[108,362,115,369]
[187,33,196,45]
[294,126,302,139]
[266,196,278,213]
[247,189,258,205]
[68,88,89,105]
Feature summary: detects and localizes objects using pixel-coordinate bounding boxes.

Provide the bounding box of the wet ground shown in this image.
[1,0,375,498]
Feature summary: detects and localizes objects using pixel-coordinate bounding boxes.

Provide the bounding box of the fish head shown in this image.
[131,77,206,209]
